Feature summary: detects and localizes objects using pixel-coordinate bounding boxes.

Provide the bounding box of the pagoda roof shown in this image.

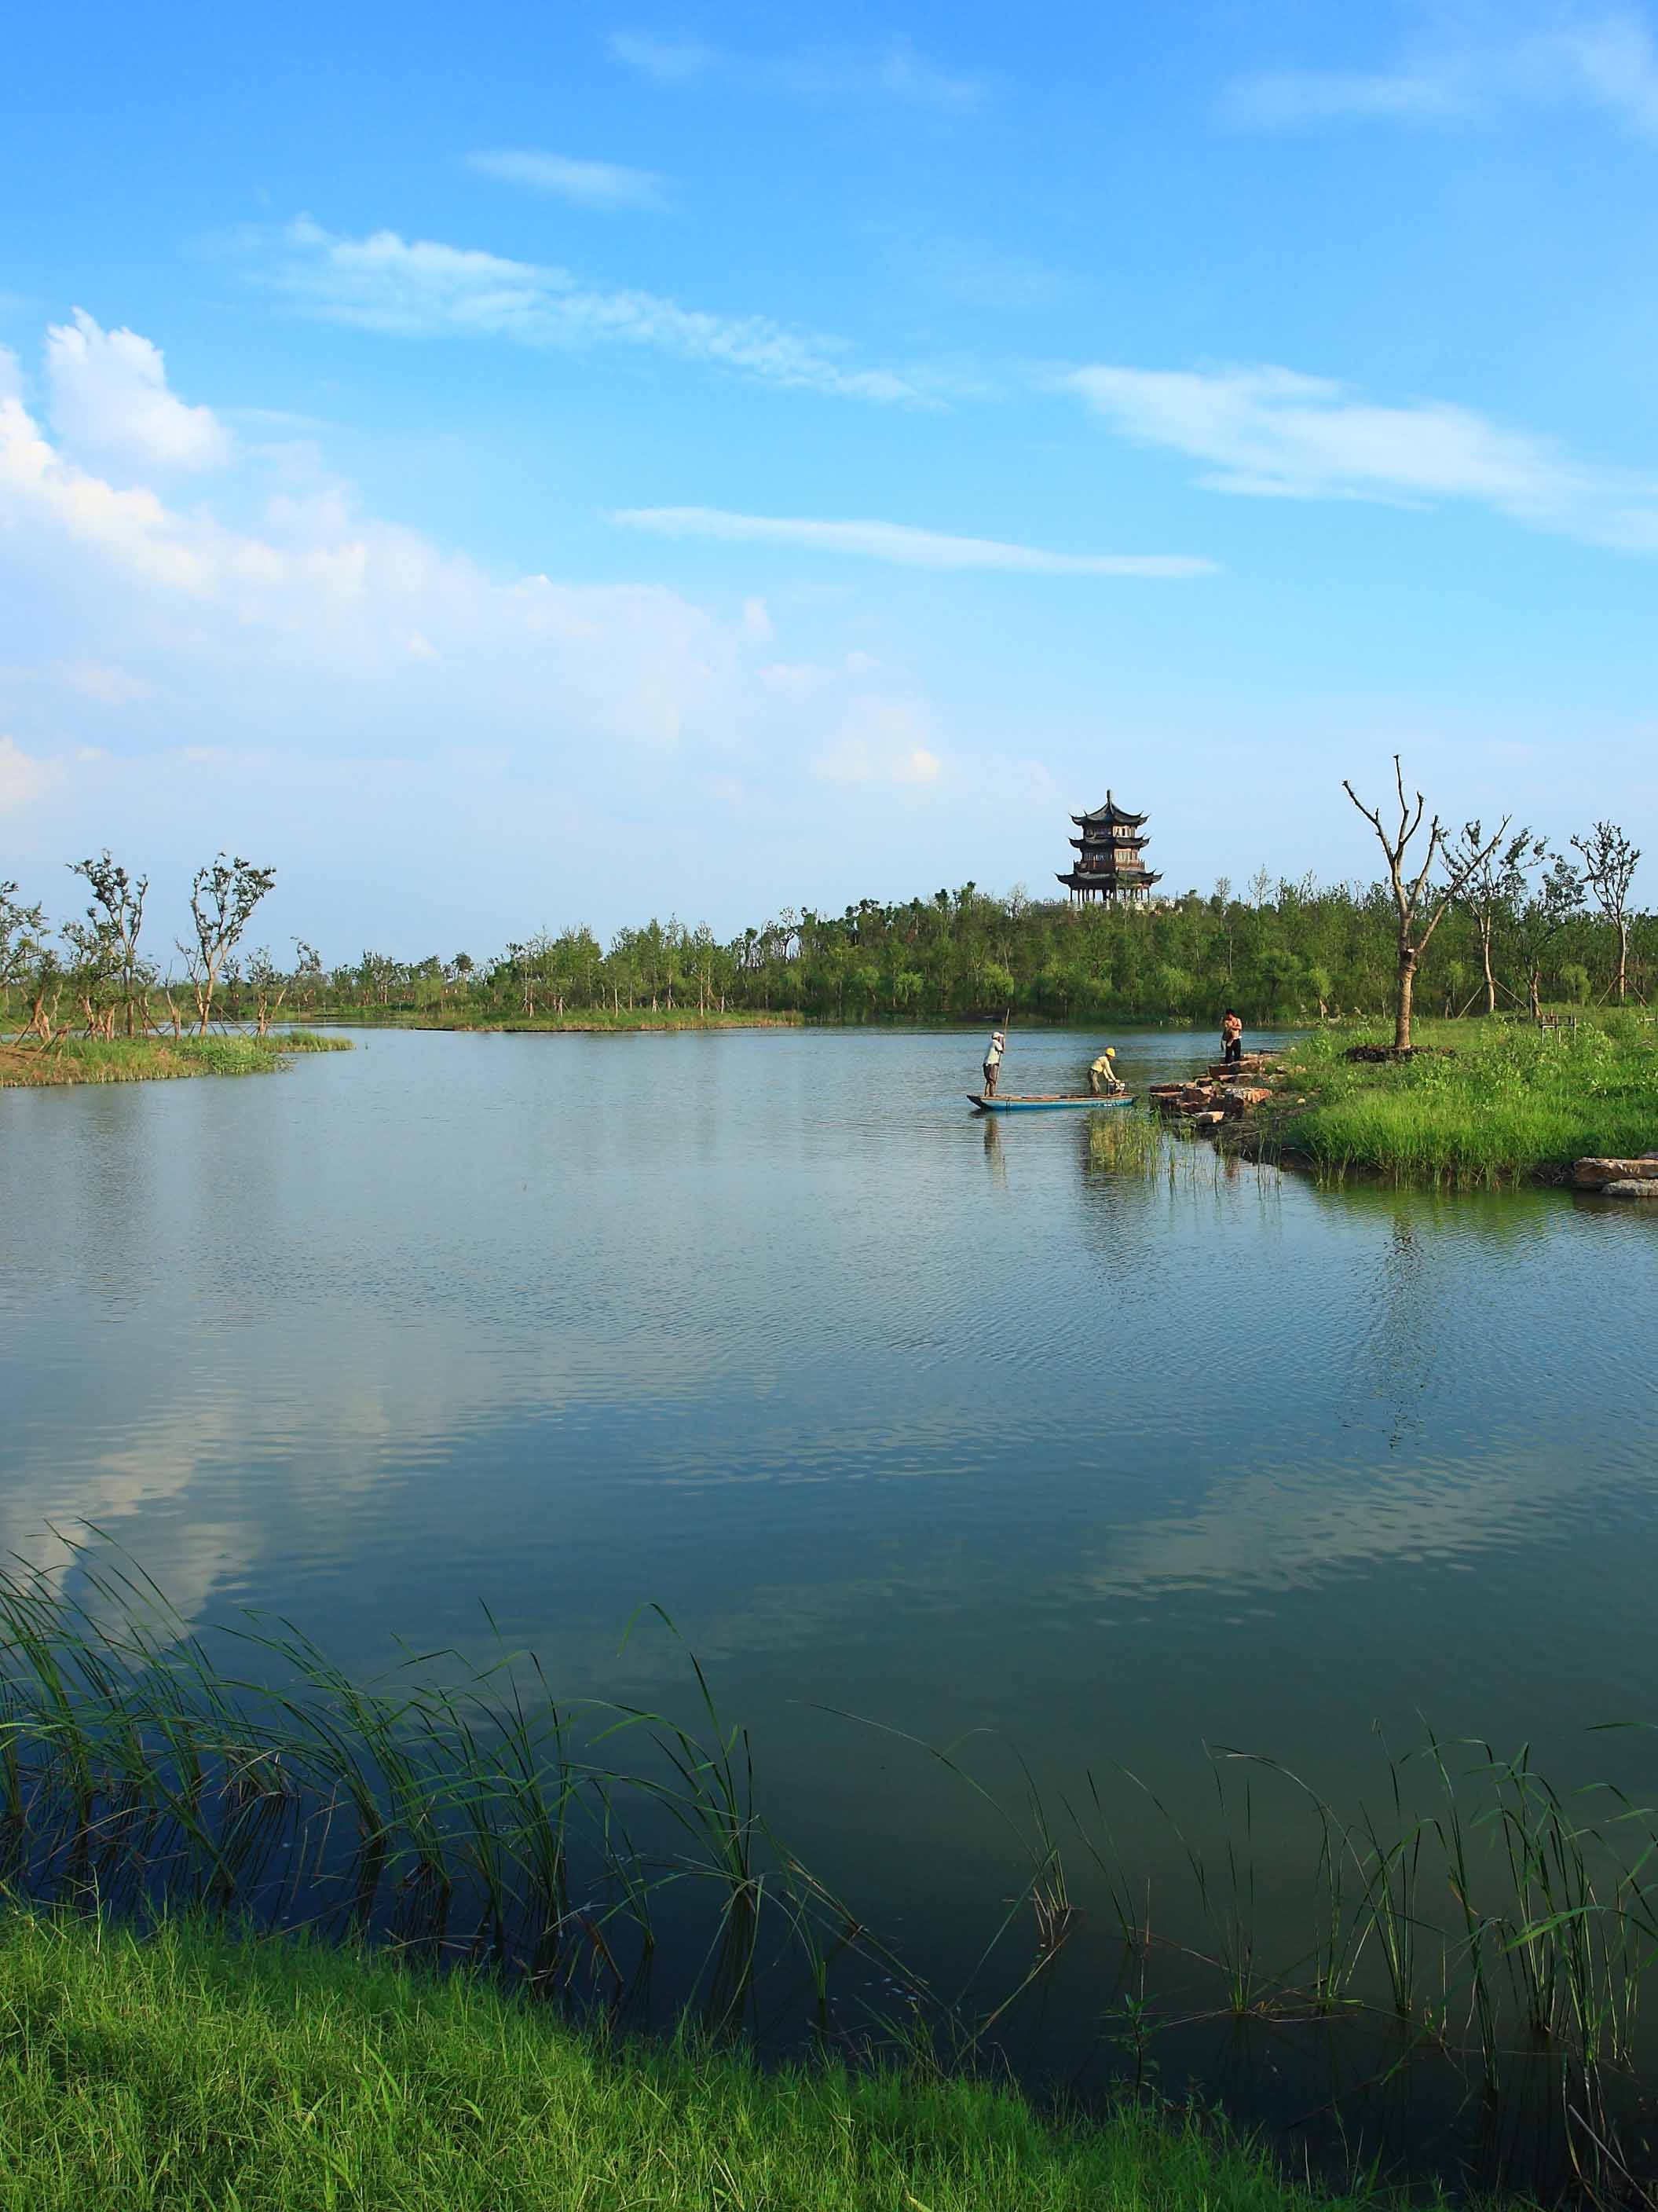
[1071,831,1151,851]
[1071,789,1147,827]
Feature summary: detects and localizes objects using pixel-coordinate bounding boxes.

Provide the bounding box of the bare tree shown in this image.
[0,881,47,998]
[1511,849,1585,1022]
[2,882,57,1045]
[1443,822,1532,1016]
[68,851,152,1037]
[245,946,290,1036]
[1343,758,1506,1050]
[291,939,324,1016]
[60,914,124,1037]
[1570,821,1642,1003]
[180,855,276,1034]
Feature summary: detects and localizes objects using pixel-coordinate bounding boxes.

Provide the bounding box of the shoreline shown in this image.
[0,1910,1462,2212]
[1197,1014,1657,1188]
[0,1031,350,1090]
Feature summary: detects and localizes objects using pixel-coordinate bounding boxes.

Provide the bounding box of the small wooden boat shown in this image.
[968,1093,1137,1112]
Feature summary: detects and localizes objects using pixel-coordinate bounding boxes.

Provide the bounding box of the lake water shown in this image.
[4,1024,1656,2177]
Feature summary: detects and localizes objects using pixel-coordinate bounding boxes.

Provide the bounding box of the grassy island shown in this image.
[0,1031,350,1089]
[1265,1014,1658,1185]
[0,1911,1455,2212]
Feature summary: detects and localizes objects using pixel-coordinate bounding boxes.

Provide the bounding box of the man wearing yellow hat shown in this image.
[1088,1046,1123,1096]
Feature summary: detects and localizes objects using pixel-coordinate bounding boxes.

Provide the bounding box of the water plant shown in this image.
[5,1545,1658,2192]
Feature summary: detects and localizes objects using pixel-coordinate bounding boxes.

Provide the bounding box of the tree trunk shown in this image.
[1479,920,1496,1016]
[1394,944,1417,1052]
[1616,921,1629,1003]
[1528,967,1543,1024]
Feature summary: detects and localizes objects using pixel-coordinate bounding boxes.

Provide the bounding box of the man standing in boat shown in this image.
[1089,1048,1124,1096]
[983,1028,1006,1097]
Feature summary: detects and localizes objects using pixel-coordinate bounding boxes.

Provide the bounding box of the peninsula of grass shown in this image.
[0,1911,1459,2212]
[1265,1013,1658,1186]
[0,1031,350,1089]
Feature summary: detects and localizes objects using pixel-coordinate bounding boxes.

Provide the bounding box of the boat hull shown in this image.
[968,1093,1136,1112]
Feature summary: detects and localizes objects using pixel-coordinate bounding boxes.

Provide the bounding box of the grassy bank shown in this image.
[5,1553,1657,2192]
[0,1910,1455,2212]
[0,1031,350,1089]
[1267,1014,1658,1185]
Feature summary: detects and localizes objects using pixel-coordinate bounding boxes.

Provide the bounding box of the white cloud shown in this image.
[814,695,943,786]
[610,31,711,83]
[873,44,985,113]
[1221,8,1658,141]
[1056,363,1658,548]
[465,149,668,211]
[0,314,979,911]
[262,218,936,406]
[0,735,56,811]
[1517,11,1658,138]
[609,506,1216,577]
[45,309,232,472]
[0,366,767,742]
[922,239,1064,310]
[1221,70,1471,126]
[610,28,984,109]
[54,660,154,704]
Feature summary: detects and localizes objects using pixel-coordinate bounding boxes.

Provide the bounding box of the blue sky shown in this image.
[2,0,1654,954]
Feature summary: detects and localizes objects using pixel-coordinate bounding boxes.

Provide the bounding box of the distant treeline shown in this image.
[5,826,1649,1039]
[276,867,1653,1027]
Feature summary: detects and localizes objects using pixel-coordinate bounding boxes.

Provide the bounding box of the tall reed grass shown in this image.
[4,1548,1656,2191]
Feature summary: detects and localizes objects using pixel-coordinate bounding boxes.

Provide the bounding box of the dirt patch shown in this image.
[1342,1044,1458,1064]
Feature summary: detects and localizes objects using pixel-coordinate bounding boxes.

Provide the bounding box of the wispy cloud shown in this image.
[814,694,942,786]
[611,506,1215,577]
[0,734,58,811]
[869,44,985,113]
[610,29,985,111]
[261,219,936,405]
[1221,8,1658,141]
[1519,10,1658,138]
[1221,69,1471,127]
[1056,363,1658,549]
[918,238,1066,311]
[610,31,711,84]
[466,149,668,211]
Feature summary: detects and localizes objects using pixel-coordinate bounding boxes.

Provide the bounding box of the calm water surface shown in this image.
[5,1025,1657,2159]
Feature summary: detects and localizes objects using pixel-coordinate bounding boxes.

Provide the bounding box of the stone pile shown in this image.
[1147,1076,1276,1130]
[1572,1155,1658,1200]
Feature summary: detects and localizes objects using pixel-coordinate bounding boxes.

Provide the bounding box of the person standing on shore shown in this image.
[983,1028,1006,1097]
[1221,1010,1243,1064]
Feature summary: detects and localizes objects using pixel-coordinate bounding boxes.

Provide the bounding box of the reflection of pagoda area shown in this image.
[1056,791,1162,905]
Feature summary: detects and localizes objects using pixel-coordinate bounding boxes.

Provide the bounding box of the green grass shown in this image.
[0,1032,351,1088]
[1269,1015,1658,1185]
[0,1910,1460,2212]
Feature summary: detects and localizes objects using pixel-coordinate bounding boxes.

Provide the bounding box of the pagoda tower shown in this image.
[1057,791,1162,904]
